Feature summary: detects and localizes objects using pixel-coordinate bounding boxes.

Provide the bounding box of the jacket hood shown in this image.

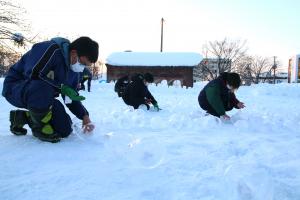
[51,37,70,67]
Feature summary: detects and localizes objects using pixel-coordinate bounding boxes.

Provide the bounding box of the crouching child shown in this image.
[198,72,245,120]
[115,73,161,111]
[2,37,99,143]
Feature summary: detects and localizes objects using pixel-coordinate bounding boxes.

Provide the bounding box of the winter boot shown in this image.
[9,110,29,136]
[29,108,60,143]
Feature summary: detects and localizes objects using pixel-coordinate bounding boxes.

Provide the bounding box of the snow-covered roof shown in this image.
[106,52,203,67]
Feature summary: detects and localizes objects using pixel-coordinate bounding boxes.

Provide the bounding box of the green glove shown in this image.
[61,85,85,101]
[152,102,161,111]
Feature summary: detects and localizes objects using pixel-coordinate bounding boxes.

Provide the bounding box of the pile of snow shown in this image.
[1,78,300,200]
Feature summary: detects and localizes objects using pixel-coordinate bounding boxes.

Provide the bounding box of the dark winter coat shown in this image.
[115,75,130,97]
[81,67,92,81]
[80,67,92,92]
[198,73,240,117]
[2,37,88,119]
[121,74,157,109]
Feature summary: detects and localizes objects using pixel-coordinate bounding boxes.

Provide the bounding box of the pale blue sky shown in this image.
[21,0,300,70]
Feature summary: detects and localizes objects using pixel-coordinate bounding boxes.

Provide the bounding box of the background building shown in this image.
[288,55,300,83]
[193,58,231,81]
[106,52,202,88]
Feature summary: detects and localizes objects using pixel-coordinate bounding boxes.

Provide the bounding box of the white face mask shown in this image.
[144,81,150,86]
[70,59,86,72]
[226,84,233,90]
[227,84,237,92]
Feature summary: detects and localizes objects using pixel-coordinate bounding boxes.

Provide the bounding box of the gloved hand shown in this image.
[61,85,85,101]
[152,102,161,111]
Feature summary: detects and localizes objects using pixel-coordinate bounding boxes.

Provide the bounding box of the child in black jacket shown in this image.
[116,73,160,111]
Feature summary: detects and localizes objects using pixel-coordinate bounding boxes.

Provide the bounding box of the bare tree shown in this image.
[201,38,248,79]
[0,0,38,48]
[0,0,35,75]
[193,48,215,81]
[235,56,272,84]
[235,55,253,84]
[249,56,271,84]
[0,0,30,47]
[260,57,282,84]
[0,45,20,76]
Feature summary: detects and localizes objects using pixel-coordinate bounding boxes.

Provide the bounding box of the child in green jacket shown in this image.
[198,72,245,120]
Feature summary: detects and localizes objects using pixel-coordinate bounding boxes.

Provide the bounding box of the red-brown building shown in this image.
[105,52,202,88]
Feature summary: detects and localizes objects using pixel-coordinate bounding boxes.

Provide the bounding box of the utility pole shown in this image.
[160,18,164,52]
[272,56,277,84]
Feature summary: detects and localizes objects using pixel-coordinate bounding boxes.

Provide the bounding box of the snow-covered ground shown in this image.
[1,79,300,200]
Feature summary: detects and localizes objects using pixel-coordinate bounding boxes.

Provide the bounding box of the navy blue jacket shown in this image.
[2,37,88,119]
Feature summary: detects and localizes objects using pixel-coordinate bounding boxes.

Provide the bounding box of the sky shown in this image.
[19,0,300,71]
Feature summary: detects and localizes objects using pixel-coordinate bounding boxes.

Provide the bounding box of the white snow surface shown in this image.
[1,79,300,200]
[106,52,203,67]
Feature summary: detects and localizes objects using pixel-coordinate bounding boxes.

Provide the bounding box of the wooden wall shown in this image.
[106,65,194,88]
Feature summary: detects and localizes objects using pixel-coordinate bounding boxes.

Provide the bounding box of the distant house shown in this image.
[105,52,202,88]
[276,72,288,83]
[260,71,288,84]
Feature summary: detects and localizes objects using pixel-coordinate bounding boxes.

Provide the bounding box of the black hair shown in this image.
[143,73,154,83]
[226,72,241,88]
[69,37,99,63]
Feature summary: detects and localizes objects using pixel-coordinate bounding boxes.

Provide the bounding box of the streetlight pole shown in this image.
[160,18,164,52]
